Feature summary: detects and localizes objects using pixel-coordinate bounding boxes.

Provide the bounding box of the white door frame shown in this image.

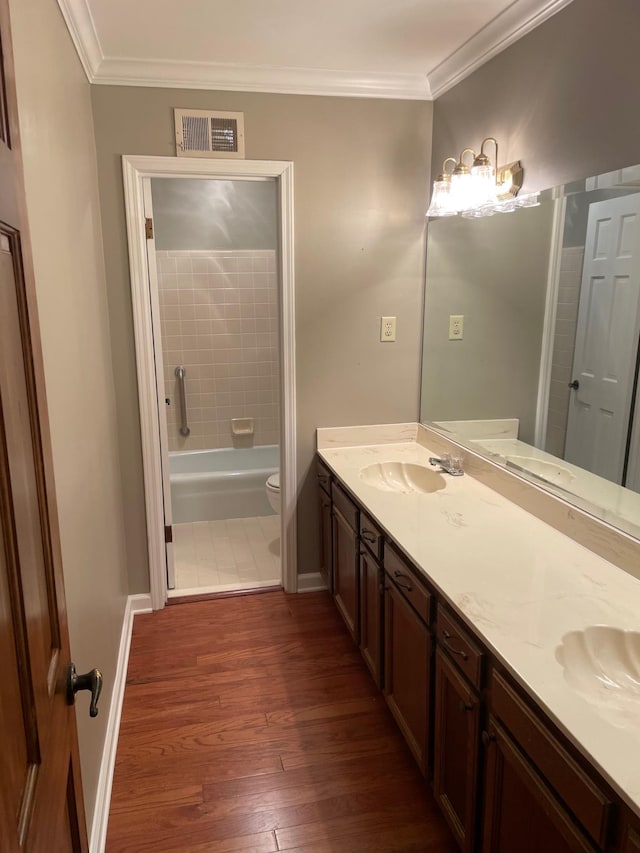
[535,192,567,448]
[122,154,297,610]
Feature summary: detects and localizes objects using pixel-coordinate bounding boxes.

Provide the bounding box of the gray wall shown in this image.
[91,87,432,591]
[421,200,553,442]
[431,0,640,193]
[151,178,277,250]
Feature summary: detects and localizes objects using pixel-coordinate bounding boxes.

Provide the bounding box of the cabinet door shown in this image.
[319,487,333,593]
[359,549,382,688]
[624,826,640,853]
[482,718,596,853]
[434,648,481,853]
[383,580,431,775]
[332,506,359,642]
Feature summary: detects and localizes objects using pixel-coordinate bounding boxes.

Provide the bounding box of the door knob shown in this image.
[568,379,580,390]
[66,664,103,718]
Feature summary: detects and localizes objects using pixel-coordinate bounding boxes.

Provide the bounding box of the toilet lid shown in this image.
[267,473,280,491]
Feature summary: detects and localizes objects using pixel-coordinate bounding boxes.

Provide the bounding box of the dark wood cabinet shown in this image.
[319,487,332,593]
[482,717,596,853]
[359,548,383,687]
[489,669,610,850]
[331,483,359,643]
[434,647,481,853]
[316,455,634,853]
[317,459,333,593]
[623,826,640,853]
[383,577,431,775]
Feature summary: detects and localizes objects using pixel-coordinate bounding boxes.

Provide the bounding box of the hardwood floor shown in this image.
[106,590,458,852]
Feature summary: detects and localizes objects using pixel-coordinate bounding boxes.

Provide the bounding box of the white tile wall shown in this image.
[545,246,584,457]
[156,250,280,450]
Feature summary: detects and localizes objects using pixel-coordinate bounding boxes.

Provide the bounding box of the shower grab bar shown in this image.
[174,366,190,437]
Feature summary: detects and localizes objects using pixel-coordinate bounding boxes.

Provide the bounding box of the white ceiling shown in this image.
[58,0,574,99]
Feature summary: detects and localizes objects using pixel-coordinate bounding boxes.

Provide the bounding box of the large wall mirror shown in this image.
[420,163,640,541]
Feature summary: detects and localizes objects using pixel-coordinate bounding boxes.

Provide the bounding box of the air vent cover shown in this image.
[174,109,245,159]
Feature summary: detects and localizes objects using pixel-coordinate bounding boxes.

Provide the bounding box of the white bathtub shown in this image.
[169,445,279,523]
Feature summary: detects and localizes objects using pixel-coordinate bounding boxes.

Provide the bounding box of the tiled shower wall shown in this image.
[544,246,584,458]
[156,250,279,450]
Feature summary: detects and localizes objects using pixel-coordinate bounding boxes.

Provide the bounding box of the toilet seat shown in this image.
[266,473,280,492]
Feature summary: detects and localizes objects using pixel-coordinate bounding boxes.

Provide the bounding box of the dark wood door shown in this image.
[332,505,359,642]
[383,579,431,775]
[433,648,481,853]
[359,549,382,687]
[482,718,595,853]
[319,486,332,593]
[0,4,88,850]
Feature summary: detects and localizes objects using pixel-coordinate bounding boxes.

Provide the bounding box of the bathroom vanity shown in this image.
[316,424,640,853]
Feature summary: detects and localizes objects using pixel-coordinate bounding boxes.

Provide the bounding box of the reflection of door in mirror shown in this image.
[545,193,640,490]
[563,194,640,485]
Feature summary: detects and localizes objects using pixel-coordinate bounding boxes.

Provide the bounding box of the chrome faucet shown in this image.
[428,453,464,476]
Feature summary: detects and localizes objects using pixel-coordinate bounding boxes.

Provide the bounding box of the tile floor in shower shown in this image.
[170,515,281,595]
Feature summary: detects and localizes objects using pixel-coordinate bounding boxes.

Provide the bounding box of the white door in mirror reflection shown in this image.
[565,193,640,484]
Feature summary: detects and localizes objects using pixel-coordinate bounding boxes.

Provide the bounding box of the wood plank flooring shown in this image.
[106,591,457,852]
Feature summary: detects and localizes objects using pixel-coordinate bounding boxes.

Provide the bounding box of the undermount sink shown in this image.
[359,462,446,494]
[505,455,575,488]
[556,627,640,725]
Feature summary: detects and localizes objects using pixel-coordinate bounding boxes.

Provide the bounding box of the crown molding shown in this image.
[56,0,102,80]
[93,57,431,100]
[428,0,575,99]
[57,0,571,101]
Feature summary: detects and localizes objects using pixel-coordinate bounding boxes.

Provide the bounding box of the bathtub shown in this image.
[169,445,279,524]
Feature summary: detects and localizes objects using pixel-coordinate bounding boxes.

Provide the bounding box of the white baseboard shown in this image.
[297,572,327,593]
[89,593,152,853]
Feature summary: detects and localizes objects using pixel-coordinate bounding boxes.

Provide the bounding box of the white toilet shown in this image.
[265,472,280,514]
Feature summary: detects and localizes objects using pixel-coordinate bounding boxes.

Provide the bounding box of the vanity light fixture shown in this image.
[426,137,539,218]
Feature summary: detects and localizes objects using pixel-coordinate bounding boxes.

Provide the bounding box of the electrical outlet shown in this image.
[449,314,464,340]
[380,316,397,342]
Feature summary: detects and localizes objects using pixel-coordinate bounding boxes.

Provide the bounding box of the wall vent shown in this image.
[174,109,245,159]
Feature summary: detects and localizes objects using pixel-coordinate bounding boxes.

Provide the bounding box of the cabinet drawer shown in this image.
[491,670,612,848]
[436,607,483,690]
[359,511,383,562]
[316,458,332,496]
[384,545,431,625]
[331,481,358,530]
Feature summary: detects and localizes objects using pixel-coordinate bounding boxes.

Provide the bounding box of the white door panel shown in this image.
[565,194,640,484]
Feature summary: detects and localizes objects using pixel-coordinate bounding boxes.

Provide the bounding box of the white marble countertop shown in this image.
[317,432,640,817]
[470,437,640,542]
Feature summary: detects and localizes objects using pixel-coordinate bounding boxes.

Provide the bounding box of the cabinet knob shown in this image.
[482,730,496,748]
[459,699,474,713]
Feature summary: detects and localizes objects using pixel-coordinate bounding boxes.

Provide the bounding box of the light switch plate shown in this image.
[449,315,464,340]
[381,316,397,342]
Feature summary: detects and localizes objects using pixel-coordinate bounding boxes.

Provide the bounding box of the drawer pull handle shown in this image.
[393,571,413,592]
[482,730,496,748]
[361,529,376,543]
[459,700,474,713]
[442,629,469,661]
